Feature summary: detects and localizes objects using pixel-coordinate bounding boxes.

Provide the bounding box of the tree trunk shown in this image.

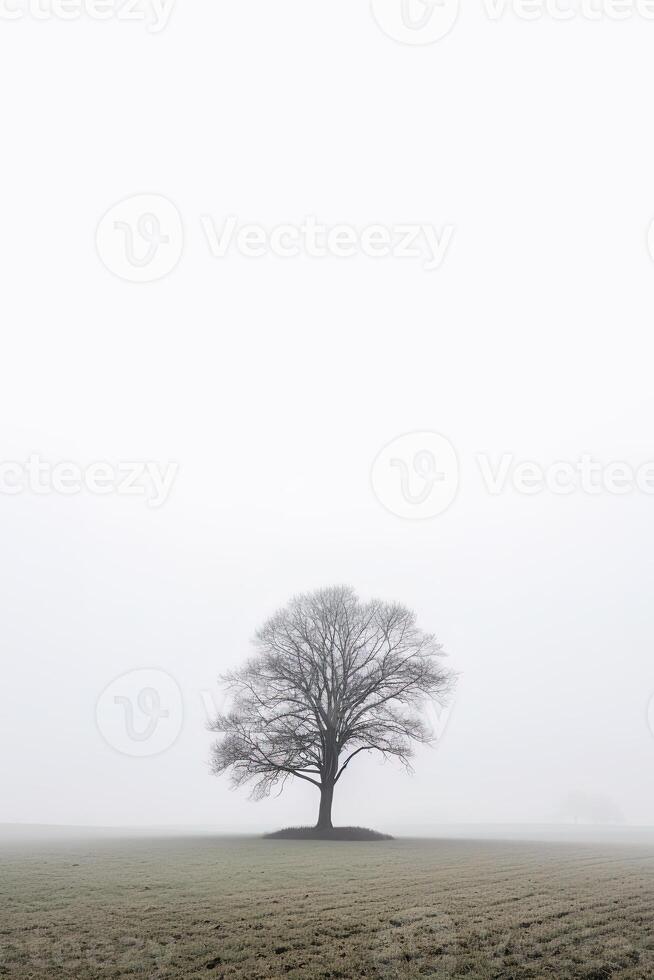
[316,782,334,830]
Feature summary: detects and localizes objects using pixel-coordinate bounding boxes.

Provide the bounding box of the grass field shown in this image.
[2,835,654,979]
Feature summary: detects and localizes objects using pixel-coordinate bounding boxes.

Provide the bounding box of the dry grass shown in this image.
[1,835,654,979]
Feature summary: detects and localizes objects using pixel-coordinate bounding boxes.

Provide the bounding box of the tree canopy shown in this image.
[209,585,454,829]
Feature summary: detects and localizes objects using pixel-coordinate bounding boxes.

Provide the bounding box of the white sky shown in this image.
[2,2,654,833]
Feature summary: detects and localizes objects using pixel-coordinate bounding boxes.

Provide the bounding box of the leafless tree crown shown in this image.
[209,585,454,802]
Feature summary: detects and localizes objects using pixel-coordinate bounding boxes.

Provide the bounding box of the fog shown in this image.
[2,6,654,839]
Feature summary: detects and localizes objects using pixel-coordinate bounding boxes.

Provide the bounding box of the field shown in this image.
[2,835,654,979]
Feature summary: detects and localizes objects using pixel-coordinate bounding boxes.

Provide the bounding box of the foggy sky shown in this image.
[2,5,654,834]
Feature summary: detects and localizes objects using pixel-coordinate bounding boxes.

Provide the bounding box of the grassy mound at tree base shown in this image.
[263,826,393,841]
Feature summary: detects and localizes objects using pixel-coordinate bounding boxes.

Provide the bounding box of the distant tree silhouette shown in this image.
[209,585,454,830]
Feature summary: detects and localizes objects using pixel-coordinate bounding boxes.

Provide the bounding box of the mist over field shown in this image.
[2,543,653,834]
[2,14,654,842]
[3,12,654,838]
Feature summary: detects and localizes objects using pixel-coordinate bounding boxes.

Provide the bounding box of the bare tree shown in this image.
[209,585,454,830]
